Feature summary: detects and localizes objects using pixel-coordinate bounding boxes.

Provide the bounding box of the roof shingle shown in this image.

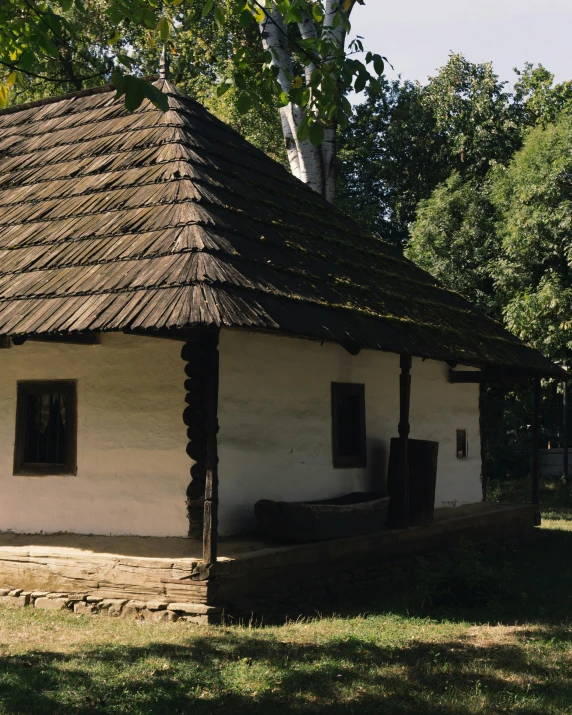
[0,79,560,374]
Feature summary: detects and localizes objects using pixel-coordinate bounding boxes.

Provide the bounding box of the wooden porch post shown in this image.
[202,331,220,565]
[181,328,220,565]
[531,376,541,525]
[563,376,569,484]
[398,353,412,528]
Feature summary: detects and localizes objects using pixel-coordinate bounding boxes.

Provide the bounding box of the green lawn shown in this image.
[1,505,572,714]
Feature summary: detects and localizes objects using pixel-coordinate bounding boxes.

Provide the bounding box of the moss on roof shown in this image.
[0,79,560,374]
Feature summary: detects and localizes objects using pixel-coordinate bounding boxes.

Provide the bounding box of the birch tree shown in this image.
[253,0,368,200]
[0,0,385,203]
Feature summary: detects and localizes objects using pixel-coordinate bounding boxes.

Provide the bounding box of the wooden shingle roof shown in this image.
[0,79,560,374]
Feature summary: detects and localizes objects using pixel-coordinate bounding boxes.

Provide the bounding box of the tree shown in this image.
[0,0,386,201]
[336,79,443,245]
[406,173,499,316]
[513,63,572,129]
[492,112,572,363]
[337,53,522,243]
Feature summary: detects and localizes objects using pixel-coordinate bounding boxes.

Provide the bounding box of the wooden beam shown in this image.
[397,353,412,529]
[449,369,531,384]
[202,330,220,565]
[449,368,569,384]
[532,376,541,525]
[12,334,99,345]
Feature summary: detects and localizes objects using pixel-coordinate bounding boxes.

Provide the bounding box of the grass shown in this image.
[1,500,572,713]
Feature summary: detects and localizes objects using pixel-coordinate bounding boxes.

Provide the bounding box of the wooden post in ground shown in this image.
[181,328,220,565]
[398,354,412,528]
[531,376,541,525]
[202,331,220,565]
[563,376,569,485]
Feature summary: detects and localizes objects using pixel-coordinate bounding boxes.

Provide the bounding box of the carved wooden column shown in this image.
[182,328,220,563]
[397,353,412,528]
[531,375,541,525]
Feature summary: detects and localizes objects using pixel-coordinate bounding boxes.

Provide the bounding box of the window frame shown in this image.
[14,380,78,476]
[331,382,367,469]
[456,429,468,460]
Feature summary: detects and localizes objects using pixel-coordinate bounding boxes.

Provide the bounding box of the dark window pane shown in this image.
[24,392,67,465]
[337,393,362,457]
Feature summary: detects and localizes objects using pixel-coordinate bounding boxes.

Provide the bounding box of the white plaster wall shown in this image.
[218,330,482,535]
[0,334,189,536]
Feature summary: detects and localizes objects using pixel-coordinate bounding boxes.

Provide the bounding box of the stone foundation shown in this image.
[0,589,222,624]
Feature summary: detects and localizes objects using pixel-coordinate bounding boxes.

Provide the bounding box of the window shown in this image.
[331,382,367,468]
[456,429,468,459]
[14,381,77,475]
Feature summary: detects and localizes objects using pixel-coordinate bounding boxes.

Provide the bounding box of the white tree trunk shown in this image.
[258,1,345,202]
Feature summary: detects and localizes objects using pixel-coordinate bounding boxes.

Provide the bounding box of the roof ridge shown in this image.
[0,75,160,117]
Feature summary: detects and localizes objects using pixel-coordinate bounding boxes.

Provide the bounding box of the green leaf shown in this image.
[239,8,253,26]
[373,54,384,76]
[124,77,145,112]
[369,76,382,94]
[252,4,266,22]
[156,16,170,40]
[308,120,324,146]
[58,0,73,11]
[354,71,367,93]
[216,79,233,97]
[142,80,169,111]
[296,115,310,142]
[236,92,252,114]
[74,0,87,12]
[108,29,121,46]
[108,5,123,23]
[213,5,225,27]
[201,0,214,17]
[0,85,8,110]
[312,3,324,22]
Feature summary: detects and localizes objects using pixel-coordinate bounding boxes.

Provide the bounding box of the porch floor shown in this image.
[0,501,515,562]
[0,502,537,605]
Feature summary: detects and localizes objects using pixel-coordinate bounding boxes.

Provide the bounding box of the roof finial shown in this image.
[159,46,170,80]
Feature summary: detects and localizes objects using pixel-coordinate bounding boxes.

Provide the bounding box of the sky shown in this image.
[349,0,571,89]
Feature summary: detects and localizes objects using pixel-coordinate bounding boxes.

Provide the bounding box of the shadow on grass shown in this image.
[0,528,571,713]
[0,628,569,715]
[2,502,572,714]
[345,526,572,627]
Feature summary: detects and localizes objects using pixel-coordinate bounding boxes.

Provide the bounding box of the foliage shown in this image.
[337,53,521,245]
[406,173,499,315]
[492,112,572,363]
[0,0,385,141]
[336,79,441,245]
[480,384,534,484]
[513,62,572,128]
[125,3,288,163]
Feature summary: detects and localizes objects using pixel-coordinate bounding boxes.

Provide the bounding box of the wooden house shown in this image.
[0,78,562,618]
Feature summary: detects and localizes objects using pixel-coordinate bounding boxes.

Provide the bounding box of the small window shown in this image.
[14,381,77,475]
[331,382,367,468]
[456,429,468,459]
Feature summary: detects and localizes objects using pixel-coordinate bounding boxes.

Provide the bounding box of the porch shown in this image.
[0,502,537,615]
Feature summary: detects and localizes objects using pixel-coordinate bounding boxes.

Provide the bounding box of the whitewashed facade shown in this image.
[0,330,482,537]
